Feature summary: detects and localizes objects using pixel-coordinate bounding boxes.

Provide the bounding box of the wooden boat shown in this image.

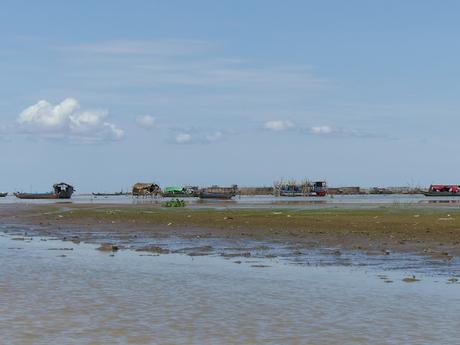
[278,181,327,197]
[0,192,7,197]
[199,185,238,199]
[423,185,460,197]
[423,191,460,197]
[14,183,75,200]
[92,191,129,197]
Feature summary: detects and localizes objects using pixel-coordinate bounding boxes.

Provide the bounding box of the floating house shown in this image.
[132,183,161,197]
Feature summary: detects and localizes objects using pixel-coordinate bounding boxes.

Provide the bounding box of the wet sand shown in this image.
[1,202,460,263]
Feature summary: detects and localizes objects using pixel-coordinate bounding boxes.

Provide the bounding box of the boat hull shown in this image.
[0,193,7,198]
[423,192,460,197]
[279,192,327,197]
[199,192,235,200]
[163,194,196,198]
[14,193,70,200]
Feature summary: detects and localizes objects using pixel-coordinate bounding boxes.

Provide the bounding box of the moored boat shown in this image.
[14,183,75,200]
[162,186,198,198]
[423,185,460,197]
[92,191,129,197]
[199,185,238,199]
[277,181,328,197]
[0,192,7,197]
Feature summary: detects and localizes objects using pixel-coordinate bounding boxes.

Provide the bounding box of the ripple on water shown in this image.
[0,233,459,345]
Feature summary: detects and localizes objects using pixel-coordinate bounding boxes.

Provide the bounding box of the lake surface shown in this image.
[1,231,459,344]
[2,193,460,208]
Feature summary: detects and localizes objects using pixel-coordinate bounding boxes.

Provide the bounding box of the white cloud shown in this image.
[175,132,192,144]
[63,39,210,56]
[309,125,334,135]
[264,120,295,131]
[205,131,223,142]
[17,98,124,143]
[136,115,156,128]
[173,130,225,145]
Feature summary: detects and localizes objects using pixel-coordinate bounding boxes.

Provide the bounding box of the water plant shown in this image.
[162,199,186,208]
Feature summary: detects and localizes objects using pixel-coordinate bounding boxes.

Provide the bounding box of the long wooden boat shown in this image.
[14,192,62,200]
[15,183,74,200]
[423,191,460,197]
[199,191,235,199]
[199,185,238,200]
[0,192,7,197]
[92,192,129,197]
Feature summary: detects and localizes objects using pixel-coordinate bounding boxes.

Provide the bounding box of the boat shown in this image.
[92,191,129,197]
[0,192,7,197]
[162,186,198,198]
[278,181,327,197]
[199,185,238,199]
[423,185,460,197]
[14,183,75,200]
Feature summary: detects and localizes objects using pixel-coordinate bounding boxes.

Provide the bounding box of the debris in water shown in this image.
[402,275,420,283]
[135,246,170,254]
[97,243,119,252]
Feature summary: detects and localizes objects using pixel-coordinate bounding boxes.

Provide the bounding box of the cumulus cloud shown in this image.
[173,130,225,145]
[17,98,124,143]
[264,120,295,131]
[175,132,192,144]
[136,115,155,128]
[309,125,335,135]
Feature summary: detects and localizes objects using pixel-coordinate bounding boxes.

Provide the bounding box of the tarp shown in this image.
[164,186,184,193]
[430,185,460,192]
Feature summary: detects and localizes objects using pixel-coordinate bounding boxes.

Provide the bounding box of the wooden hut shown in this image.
[132,183,161,197]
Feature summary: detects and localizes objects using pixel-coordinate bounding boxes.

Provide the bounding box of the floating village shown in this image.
[2,180,460,200]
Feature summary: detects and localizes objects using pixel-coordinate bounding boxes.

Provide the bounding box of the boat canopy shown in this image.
[429,185,460,192]
[164,186,184,193]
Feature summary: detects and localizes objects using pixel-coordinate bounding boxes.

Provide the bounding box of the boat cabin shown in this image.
[53,183,75,198]
[428,185,460,193]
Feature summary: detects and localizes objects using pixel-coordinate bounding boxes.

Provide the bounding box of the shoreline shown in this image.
[1,203,460,263]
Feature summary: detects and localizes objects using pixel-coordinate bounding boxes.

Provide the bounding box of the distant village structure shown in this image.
[132,183,162,197]
[2,179,441,201]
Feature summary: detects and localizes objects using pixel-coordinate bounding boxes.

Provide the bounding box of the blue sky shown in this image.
[1,1,459,192]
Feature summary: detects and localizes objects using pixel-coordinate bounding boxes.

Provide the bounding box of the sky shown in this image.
[1,0,459,192]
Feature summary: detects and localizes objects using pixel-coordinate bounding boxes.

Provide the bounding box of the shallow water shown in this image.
[2,193,460,208]
[1,232,459,344]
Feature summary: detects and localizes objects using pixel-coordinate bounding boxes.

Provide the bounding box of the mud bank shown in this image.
[1,203,460,263]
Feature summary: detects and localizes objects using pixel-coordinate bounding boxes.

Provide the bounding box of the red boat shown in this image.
[423,185,460,197]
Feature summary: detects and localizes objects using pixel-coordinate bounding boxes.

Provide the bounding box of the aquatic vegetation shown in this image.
[162,199,186,207]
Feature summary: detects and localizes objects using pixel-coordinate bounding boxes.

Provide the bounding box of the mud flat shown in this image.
[1,203,460,264]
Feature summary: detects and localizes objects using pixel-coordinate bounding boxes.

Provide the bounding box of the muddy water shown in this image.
[1,233,459,345]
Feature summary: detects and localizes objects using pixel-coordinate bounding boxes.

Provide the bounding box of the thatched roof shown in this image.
[133,183,159,190]
[132,182,161,196]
